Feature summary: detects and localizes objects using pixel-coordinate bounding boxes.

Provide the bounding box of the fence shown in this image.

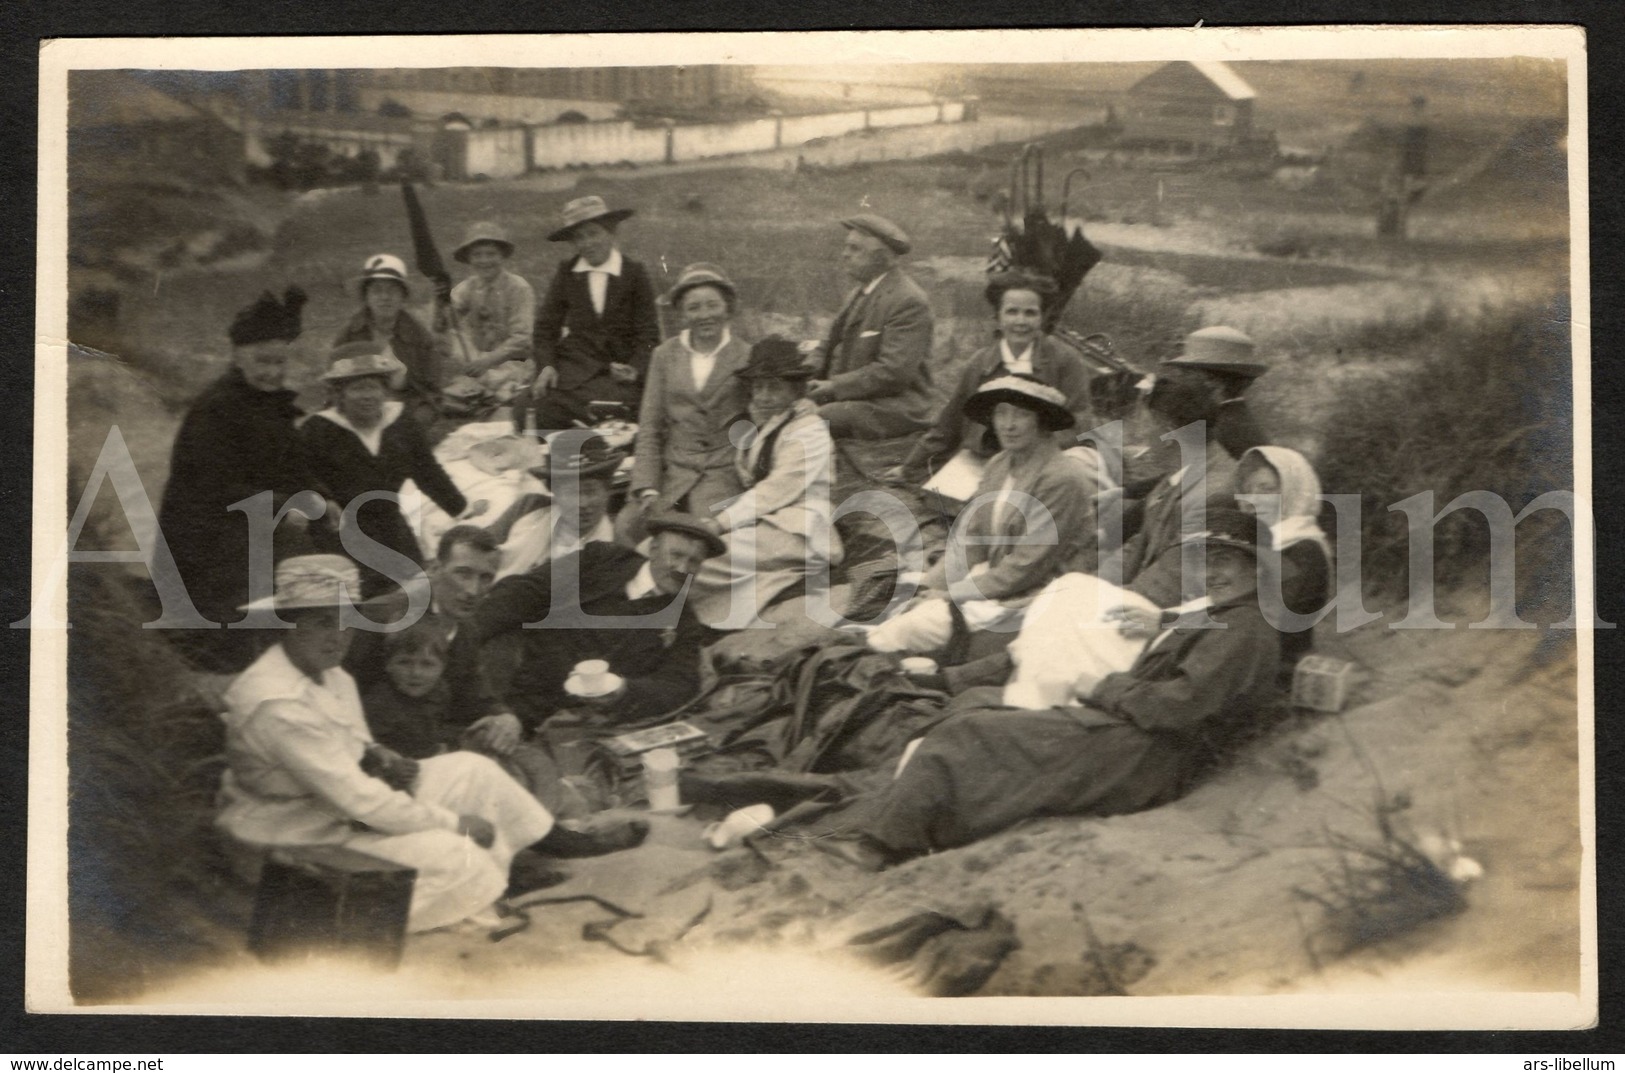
[452,100,972,180]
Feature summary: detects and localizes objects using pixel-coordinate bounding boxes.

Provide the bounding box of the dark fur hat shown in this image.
[229,286,308,346]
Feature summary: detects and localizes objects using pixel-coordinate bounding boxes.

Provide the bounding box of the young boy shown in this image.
[448,222,535,397]
[527,195,659,431]
[362,623,458,761]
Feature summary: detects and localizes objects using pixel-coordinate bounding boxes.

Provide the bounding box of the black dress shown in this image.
[157,365,327,671]
[300,406,467,595]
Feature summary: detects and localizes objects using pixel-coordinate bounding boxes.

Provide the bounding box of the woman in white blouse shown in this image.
[624,263,753,537]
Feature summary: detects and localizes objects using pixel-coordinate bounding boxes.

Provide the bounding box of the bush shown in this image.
[1314,297,1573,609]
[67,564,243,1000]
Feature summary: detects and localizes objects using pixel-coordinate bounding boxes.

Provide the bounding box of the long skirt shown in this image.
[343,752,554,932]
[862,705,1191,854]
[686,519,842,629]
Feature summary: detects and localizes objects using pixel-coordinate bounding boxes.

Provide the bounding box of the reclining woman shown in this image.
[684,337,843,629]
[864,374,1099,658]
[301,341,484,597]
[622,262,753,545]
[820,507,1280,870]
[216,555,645,932]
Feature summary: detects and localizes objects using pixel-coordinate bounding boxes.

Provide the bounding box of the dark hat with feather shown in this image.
[229,287,308,347]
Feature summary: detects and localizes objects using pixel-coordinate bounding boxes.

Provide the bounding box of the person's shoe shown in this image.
[505,851,571,897]
[814,834,899,872]
[536,816,650,859]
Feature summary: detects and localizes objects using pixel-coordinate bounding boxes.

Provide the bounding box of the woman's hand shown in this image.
[459,499,491,521]
[1071,668,1104,701]
[1105,605,1162,639]
[457,814,496,849]
[609,362,639,384]
[531,366,558,398]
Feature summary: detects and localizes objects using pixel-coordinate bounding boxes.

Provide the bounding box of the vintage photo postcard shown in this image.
[28,26,1595,1030]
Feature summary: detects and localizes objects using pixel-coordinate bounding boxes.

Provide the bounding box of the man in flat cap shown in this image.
[807,214,935,440]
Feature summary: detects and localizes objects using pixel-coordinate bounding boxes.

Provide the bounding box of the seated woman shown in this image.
[1236,445,1332,669]
[865,375,1099,656]
[484,433,623,580]
[447,221,535,393]
[622,263,752,542]
[898,270,1095,490]
[157,285,325,673]
[684,337,843,629]
[301,341,483,597]
[333,254,445,429]
[820,508,1281,870]
[216,555,644,932]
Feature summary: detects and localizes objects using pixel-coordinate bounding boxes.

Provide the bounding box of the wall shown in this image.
[247,120,420,168]
[529,120,670,167]
[357,87,619,125]
[670,116,778,160]
[755,78,937,107]
[778,109,868,145]
[866,103,943,129]
[462,126,529,179]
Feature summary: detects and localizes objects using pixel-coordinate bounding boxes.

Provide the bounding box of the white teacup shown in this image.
[900,656,939,677]
[570,659,613,695]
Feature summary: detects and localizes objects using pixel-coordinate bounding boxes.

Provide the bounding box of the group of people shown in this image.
[152,189,1338,933]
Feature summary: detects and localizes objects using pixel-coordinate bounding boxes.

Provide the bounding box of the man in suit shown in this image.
[807,214,936,440]
[527,196,661,432]
[467,514,726,729]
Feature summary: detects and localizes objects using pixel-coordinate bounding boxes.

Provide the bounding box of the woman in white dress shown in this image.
[216,555,643,932]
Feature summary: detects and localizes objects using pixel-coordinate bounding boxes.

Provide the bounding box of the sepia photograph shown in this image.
[27,26,1594,1029]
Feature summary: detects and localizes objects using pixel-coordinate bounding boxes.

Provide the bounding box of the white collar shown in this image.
[860,268,889,296]
[999,338,1035,368]
[680,326,732,358]
[625,560,659,601]
[574,247,624,276]
[316,400,404,454]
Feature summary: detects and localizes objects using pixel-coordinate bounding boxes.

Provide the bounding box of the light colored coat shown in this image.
[629,332,753,515]
[688,398,844,627]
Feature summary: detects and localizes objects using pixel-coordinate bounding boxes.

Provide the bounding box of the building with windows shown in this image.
[1120,60,1259,153]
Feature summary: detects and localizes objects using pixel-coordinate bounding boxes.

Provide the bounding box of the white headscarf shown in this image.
[1240,445,1332,559]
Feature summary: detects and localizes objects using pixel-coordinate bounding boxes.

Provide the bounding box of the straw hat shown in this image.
[645,512,727,559]
[321,340,408,390]
[1161,326,1267,381]
[452,221,516,263]
[734,337,815,382]
[239,554,367,612]
[547,195,635,242]
[839,213,911,255]
[665,262,737,308]
[353,253,412,297]
[962,374,1075,432]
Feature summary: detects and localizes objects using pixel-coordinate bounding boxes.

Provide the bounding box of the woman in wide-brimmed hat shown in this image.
[448,222,536,392]
[332,253,446,428]
[620,262,754,545]
[486,432,627,580]
[524,195,660,431]
[683,337,844,628]
[301,340,483,596]
[215,552,601,931]
[865,373,1099,657]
